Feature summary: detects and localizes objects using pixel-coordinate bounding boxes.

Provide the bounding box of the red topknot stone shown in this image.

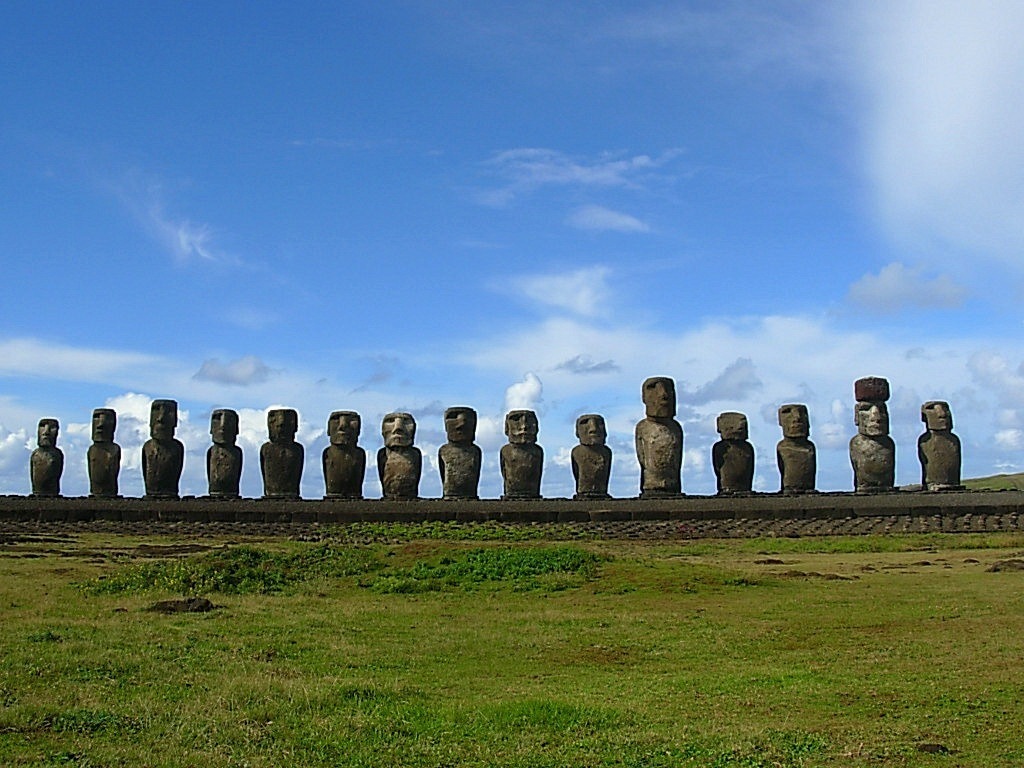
[854,376,890,402]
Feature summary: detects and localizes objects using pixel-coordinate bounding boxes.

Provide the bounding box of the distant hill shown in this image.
[964,473,1024,491]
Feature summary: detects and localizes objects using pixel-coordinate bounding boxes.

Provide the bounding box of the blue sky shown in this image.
[3,1,1024,499]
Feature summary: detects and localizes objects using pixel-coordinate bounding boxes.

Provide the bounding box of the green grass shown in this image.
[964,471,1024,490]
[3,531,1024,766]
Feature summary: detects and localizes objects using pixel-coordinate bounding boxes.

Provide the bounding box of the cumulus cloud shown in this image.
[502,266,612,318]
[565,205,650,233]
[847,262,966,312]
[479,147,681,206]
[852,1,1024,264]
[505,373,543,411]
[193,356,274,386]
[554,354,619,375]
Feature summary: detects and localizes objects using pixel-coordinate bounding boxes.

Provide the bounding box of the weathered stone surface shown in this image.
[572,414,611,500]
[501,410,542,499]
[439,407,481,500]
[88,408,120,498]
[260,408,303,499]
[635,377,683,497]
[142,400,184,499]
[712,412,754,495]
[323,410,366,499]
[919,401,962,491]
[776,403,816,493]
[854,376,890,403]
[378,412,421,500]
[30,418,63,497]
[207,409,242,499]
[851,398,895,493]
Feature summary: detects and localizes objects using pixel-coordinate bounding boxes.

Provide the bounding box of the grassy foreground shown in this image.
[3,526,1024,767]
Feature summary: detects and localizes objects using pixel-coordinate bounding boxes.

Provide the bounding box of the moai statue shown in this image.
[30,418,63,497]
[712,412,754,495]
[500,409,543,499]
[635,376,683,497]
[850,377,895,493]
[377,412,421,500]
[776,404,816,493]
[207,409,242,499]
[87,408,121,498]
[438,406,481,500]
[142,399,184,499]
[918,401,962,491]
[260,408,304,499]
[323,410,366,499]
[572,414,612,500]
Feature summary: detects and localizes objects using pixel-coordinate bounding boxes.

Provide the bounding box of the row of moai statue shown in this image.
[28,376,962,499]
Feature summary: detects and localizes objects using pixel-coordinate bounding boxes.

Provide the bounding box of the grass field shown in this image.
[2,525,1024,767]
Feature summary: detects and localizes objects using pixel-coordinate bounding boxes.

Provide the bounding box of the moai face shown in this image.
[717,412,748,441]
[855,401,889,437]
[150,400,178,440]
[642,377,676,419]
[505,410,539,445]
[91,409,116,443]
[267,408,298,443]
[37,418,58,448]
[210,409,239,445]
[444,407,477,444]
[382,412,416,448]
[575,414,607,446]
[328,411,361,446]
[922,401,953,432]
[778,404,809,439]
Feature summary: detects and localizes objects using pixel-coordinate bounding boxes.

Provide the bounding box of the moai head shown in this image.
[150,399,178,440]
[328,410,361,447]
[382,412,416,448]
[855,401,889,437]
[642,376,676,419]
[37,418,59,448]
[210,409,239,446]
[91,408,116,443]
[575,414,607,446]
[267,408,298,443]
[444,407,477,445]
[778,404,810,439]
[505,410,539,445]
[717,412,748,441]
[922,401,953,432]
[854,376,890,403]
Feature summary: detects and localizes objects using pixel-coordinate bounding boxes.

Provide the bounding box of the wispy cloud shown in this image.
[679,358,763,405]
[847,262,966,312]
[193,356,274,386]
[554,354,619,375]
[565,205,650,233]
[501,266,612,318]
[478,147,681,206]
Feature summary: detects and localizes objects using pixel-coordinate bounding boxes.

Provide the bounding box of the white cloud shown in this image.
[565,205,650,233]
[502,266,612,318]
[555,354,619,375]
[0,338,168,385]
[852,1,1024,264]
[847,262,966,312]
[680,358,763,405]
[479,147,681,206]
[193,356,274,386]
[504,373,543,412]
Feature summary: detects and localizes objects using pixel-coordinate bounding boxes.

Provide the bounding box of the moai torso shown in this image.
[850,434,895,492]
[918,401,961,491]
[31,447,63,497]
[572,444,612,499]
[208,444,243,498]
[500,443,543,499]
[713,441,754,494]
[439,443,482,500]
[323,445,366,498]
[143,438,184,498]
[88,442,121,497]
[378,446,422,499]
[261,442,303,498]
